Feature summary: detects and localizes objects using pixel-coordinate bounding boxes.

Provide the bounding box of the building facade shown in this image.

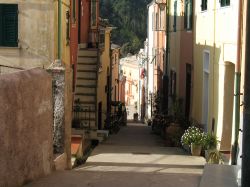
[192,0,240,153]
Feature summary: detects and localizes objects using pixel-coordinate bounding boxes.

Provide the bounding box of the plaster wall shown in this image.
[0,0,54,69]
[0,68,53,187]
[97,29,111,128]
[147,3,155,118]
[111,48,120,103]
[192,0,239,150]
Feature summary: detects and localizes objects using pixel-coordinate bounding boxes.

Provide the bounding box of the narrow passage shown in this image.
[25,123,205,187]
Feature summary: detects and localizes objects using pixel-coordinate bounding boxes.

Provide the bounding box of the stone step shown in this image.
[75,95,96,102]
[75,86,96,94]
[78,57,98,64]
[77,72,97,79]
[199,164,239,187]
[78,101,96,105]
[77,64,97,71]
[75,85,96,89]
[78,49,98,57]
[77,69,96,73]
[75,93,96,97]
[76,79,96,86]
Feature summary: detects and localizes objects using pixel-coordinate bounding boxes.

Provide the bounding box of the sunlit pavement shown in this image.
[24,123,206,187]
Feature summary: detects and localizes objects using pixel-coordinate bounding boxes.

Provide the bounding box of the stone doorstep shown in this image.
[53,153,67,171]
[199,164,240,187]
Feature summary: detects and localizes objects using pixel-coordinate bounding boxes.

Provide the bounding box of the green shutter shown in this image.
[0,6,3,46]
[184,0,187,29]
[189,0,193,30]
[1,4,18,47]
[174,0,177,32]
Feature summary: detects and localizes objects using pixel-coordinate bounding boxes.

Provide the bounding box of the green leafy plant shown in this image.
[181,126,205,146]
[207,149,224,164]
[203,133,219,150]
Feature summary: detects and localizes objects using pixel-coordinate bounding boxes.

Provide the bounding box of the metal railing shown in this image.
[72,100,92,130]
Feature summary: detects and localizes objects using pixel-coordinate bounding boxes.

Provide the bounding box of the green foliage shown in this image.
[203,133,219,150]
[100,0,151,56]
[207,150,224,164]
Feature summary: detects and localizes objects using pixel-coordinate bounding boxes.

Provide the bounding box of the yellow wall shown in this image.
[0,0,54,69]
[97,28,112,128]
[54,0,72,169]
[192,0,239,150]
[111,48,120,104]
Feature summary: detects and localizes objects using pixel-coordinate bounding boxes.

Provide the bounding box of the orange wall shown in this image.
[80,0,90,44]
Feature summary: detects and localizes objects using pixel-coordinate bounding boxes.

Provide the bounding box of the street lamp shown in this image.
[155,0,169,114]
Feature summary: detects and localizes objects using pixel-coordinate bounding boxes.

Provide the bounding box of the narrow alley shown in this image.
[24,123,205,187]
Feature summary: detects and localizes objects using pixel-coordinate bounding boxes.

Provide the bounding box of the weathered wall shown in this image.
[97,28,111,128]
[0,0,54,69]
[192,0,239,150]
[0,68,53,187]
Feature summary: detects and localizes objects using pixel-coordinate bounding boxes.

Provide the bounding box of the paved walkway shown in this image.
[24,123,205,187]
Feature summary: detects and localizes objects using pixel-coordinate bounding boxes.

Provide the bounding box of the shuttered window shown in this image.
[91,0,97,27]
[184,0,192,30]
[0,4,18,47]
[173,0,177,32]
[201,0,207,11]
[220,0,230,7]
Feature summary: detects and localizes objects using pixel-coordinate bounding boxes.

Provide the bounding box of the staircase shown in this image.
[74,46,98,130]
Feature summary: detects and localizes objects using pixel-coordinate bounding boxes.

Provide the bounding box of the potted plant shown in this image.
[181,126,205,156]
[203,133,223,164]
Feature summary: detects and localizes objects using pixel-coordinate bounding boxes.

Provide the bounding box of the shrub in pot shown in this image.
[181,126,205,156]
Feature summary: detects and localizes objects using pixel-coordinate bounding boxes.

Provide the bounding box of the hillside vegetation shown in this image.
[100,0,151,56]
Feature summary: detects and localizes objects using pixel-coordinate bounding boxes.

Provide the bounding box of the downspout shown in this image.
[232,0,243,165]
[58,0,62,59]
[146,4,150,118]
[162,0,170,114]
[242,1,250,186]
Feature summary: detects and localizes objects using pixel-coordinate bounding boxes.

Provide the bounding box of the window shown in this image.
[220,0,230,7]
[173,0,177,32]
[91,0,97,27]
[184,0,193,30]
[170,70,176,96]
[159,7,165,30]
[155,13,159,30]
[201,0,207,11]
[72,0,76,23]
[0,4,18,47]
[99,30,105,48]
[152,12,155,30]
[154,6,165,31]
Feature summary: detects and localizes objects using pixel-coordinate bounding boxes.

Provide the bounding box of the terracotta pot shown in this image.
[165,123,184,147]
[191,143,202,156]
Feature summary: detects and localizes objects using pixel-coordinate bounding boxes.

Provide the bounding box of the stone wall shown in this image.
[0,68,54,187]
[47,62,65,154]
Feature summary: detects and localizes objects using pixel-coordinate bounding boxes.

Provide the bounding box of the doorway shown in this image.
[202,51,210,132]
[185,64,192,118]
[98,102,102,130]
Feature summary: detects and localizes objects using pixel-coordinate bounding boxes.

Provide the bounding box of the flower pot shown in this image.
[191,143,202,156]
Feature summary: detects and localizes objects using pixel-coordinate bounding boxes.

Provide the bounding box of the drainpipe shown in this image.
[231,0,243,165]
[162,0,170,114]
[242,1,250,186]
[58,0,62,59]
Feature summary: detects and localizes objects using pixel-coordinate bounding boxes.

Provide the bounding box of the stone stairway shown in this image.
[74,46,98,130]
